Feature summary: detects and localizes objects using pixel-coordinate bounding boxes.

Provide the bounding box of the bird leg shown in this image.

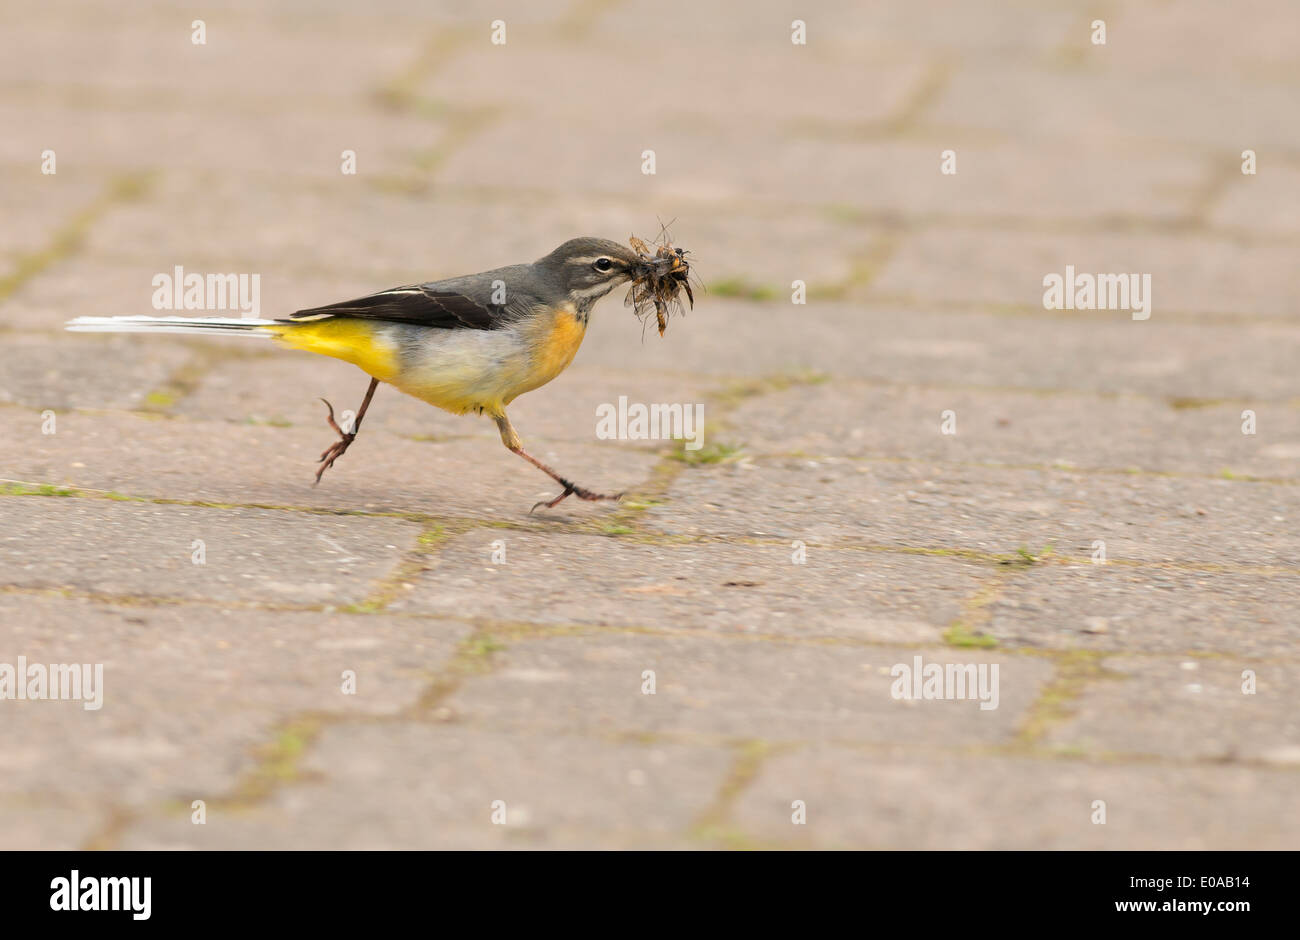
[314,377,379,485]
[494,413,622,512]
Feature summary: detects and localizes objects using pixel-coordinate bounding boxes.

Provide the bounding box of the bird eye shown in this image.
[593,258,613,272]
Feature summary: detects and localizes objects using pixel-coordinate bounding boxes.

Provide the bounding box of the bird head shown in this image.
[540,237,643,311]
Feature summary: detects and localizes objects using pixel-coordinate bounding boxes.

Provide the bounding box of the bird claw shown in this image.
[530,484,623,513]
[313,397,356,486]
[530,486,574,513]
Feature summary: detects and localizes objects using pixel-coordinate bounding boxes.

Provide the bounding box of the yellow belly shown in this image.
[269,319,400,383]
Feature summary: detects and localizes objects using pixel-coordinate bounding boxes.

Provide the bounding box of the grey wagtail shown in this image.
[67,236,690,511]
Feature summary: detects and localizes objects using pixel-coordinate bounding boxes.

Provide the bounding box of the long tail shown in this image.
[65,315,278,337]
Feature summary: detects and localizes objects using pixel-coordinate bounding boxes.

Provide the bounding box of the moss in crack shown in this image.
[222,716,326,806]
[0,171,154,303]
[708,278,779,301]
[690,739,778,847]
[670,440,743,466]
[1,482,77,497]
[343,522,459,614]
[1014,651,1129,751]
[942,580,1004,648]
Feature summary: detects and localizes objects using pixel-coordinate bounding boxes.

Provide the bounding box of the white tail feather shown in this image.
[66,315,277,337]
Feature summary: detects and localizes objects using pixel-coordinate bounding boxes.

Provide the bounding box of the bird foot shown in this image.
[530,483,624,513]
[314,398,356,485]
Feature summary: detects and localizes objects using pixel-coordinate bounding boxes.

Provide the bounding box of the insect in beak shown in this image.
[625,235,697,337]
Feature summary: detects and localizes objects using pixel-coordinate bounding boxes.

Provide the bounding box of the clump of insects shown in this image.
[625,233,697,337]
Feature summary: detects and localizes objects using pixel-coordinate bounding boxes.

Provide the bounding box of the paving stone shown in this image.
[423,43,926,127]
[0,16,422,108]
[13,0,545,30]
[1041,657,1300,763]
[578,300,1300,402]
[1210,163,1300,236]
[0,170,107,256]
[0,802,105,851]
[1,408,651,520]
[873,228,1300,320]
[0,332,190,411]
[0,498,417,604]
[75,175,550,277]
[11,400,655,512]
[393,529,992,643]
[656,211,881,290]
[442,123,812,218]
[0,594,471,810]
[724,381,1300,479]
[593,0,1080,58]
[928,63,1300,152]
[643,459,1300,568]
[811,140,1204,222]
[116,726,727,849]
[989,564,1300,657]
[733,749,1300,849]
[1093,0,1300,78]
[442,633,1044,744]
[0,256,168,333]
[1,96,450,175]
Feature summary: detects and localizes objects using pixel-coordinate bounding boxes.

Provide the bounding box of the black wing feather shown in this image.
[283,286,503,331]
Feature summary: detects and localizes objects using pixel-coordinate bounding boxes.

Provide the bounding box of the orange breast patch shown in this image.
[532,308,586,383]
